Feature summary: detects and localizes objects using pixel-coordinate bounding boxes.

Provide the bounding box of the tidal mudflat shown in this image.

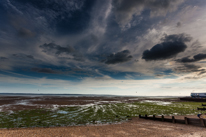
[0,96,203,128]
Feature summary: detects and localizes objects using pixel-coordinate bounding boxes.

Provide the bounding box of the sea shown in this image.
[0,93,186,98]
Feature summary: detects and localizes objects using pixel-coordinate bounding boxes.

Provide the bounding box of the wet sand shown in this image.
[0,117,205,137]
[0,96,179,112]
[1,96,203,137]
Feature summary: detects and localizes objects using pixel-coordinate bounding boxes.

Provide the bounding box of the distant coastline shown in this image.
[0,93,186,98]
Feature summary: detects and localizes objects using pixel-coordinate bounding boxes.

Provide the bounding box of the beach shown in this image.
[0,95,178,111]
[0,95,205,136]
[0,116,206,137]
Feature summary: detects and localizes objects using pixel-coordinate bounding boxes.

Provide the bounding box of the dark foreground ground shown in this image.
[0,117,205,137]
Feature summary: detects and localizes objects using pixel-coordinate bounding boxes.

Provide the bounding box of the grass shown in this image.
[0,101,204,129]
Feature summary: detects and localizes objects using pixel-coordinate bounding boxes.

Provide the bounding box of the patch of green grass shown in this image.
[0,101,204,128]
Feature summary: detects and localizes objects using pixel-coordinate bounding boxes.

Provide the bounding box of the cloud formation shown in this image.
[176,22,181,27]
[1,0,206,95]
[113,0,184,28]
[142,33,191,61]
[39,43,85,61]
[31,68,58,74]
[174,64,201,73]
[161,33,192,43]
[40,43,75,56]
[176,53,206,63]
[174,64,206,79]
[0,57,8,60]
[104,50,133,64]
[13,0,94,34]
[12,54,34,59]
[17,27,35,37]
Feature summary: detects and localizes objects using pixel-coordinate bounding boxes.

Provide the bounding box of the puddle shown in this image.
[128,98,139,100]
[57,110,68,114]
[127,104,138,107]
[140,100,172,105]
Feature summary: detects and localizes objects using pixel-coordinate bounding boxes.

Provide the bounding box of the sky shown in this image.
[1,0,206,96]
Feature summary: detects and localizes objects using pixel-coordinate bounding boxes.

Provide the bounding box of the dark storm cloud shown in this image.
[40,43,75,55]
[72,53,84,61]
[11,0,95,34]
[198,70,206,75]
[104,50,133,64]
[55,0,95,34]
[12,53,34,59]
[6,53,43,68]
[113,0,184,26]
[161,33,192,43]
[176,54,206,63]
[174,64,206,77]
[175,64,206,79]
[142,42,187,61]
[175,64,201,73]
[176,56,195,63]
[5,13,37,38]
[0,57,8,60]
[40,43,84,61]
[194,54,206,61]
[31,68,58,74]
[17,27,35,37]
[31,67,98,77]
[142,33,192,61]
[176,22,181,27]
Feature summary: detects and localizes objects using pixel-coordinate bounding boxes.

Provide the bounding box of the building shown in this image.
[191,93,206,98]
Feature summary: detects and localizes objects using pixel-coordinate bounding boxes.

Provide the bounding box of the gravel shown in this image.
[0,116,206,137]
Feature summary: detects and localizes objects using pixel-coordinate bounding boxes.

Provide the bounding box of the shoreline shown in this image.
[0,95,180,112]
[0,96,204,136]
